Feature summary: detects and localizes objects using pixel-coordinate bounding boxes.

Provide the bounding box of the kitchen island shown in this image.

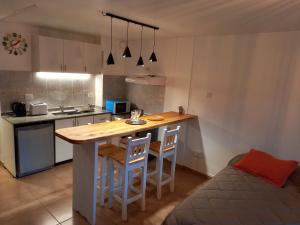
[55,111,197,225]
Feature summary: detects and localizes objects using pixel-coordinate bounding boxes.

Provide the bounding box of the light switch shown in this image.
[88,92,94,98]
[206,92,213,98]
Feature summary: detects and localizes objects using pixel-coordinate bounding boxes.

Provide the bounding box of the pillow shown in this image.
[234,149,298,187]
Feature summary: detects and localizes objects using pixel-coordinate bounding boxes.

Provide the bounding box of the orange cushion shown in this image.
[234,149,298,187]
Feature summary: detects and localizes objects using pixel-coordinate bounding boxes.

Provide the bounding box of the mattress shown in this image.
[163,155,300,225]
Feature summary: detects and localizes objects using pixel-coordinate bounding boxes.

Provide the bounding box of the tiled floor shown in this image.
[0,161,208,225]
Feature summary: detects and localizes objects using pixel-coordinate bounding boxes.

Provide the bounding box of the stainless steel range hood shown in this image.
[125,75,165,86]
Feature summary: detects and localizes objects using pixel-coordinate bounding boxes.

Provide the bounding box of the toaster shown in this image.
[29,103,48,116]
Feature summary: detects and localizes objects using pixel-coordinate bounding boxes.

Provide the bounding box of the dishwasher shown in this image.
[15,121,55,177]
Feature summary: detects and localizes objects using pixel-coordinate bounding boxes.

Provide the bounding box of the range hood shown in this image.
[125,75,165,86]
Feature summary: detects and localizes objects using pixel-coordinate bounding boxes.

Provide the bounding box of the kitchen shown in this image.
[2,1,300,225]
[0,6,182,224]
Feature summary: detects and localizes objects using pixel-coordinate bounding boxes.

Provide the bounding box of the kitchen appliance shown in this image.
[11,102,26,117]
[106,99,130,114]
[15,121,54,177]
[29,102,48,116]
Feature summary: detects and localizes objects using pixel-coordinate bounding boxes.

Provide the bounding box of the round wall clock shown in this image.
[2,33,28,56]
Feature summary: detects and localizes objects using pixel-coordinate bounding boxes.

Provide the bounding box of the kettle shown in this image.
[11,102,26,117]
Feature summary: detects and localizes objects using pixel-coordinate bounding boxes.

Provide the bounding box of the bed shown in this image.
[163,155,300,225]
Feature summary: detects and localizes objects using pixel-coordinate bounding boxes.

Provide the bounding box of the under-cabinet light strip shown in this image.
[36,72,91,80]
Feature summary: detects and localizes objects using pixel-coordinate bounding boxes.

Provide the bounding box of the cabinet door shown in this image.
[38,36,64,72]
[84,43,102,74]
[55,118,74,163]
[63,40,85,73]
[94,114,111,124]
[76,116,94,126]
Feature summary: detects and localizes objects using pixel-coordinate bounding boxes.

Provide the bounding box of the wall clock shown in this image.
[2,33,28,56]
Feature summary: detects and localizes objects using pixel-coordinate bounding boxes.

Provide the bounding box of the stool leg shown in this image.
[170,153,176,193]
[141,166,147,211]
[108,158,114,208]
[100,157,106,207]
[157,156,163,200]
[122,168,129,221]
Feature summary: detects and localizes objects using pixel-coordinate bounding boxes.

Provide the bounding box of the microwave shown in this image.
[106,100,130,114]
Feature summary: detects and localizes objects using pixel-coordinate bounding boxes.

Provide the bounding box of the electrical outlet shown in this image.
[88,92,94,98]
[25,93,34,101]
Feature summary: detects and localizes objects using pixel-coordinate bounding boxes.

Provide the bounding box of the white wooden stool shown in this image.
[107,133,151,221]
[147,126,180,200]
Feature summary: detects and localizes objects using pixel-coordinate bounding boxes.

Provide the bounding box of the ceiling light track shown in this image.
[102,12,159,30]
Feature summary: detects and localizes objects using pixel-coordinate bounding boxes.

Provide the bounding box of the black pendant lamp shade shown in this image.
[149,29,157,62]
[107,17,115,65]
[149,51,157,62]
[122,22,132,58]
[107,52,115,65]
[137,26,144,67]
[137,56,144,66]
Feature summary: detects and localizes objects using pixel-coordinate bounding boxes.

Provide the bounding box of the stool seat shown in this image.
[98,143,115,157]
[150,141,175,153]
[109,146,144,165]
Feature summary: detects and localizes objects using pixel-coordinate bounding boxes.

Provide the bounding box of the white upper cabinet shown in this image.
[63,40,85,73]
[84,43,102,74]
[34,36,63,72]
[33,35,102,74]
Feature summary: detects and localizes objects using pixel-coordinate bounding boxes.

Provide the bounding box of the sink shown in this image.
[52,110,82,116]
[52,109,95,116]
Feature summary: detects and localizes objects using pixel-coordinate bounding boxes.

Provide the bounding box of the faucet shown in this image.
[59,105,64,113]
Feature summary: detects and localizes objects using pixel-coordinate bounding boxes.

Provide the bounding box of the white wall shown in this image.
[161,31,300,176]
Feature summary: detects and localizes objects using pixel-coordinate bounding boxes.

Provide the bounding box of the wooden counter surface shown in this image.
[55,111,197,144]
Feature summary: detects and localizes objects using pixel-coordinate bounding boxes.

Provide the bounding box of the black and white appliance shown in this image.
[14,121,55,177]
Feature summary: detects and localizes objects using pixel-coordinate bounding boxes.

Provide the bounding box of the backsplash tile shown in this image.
[0,71,95,113]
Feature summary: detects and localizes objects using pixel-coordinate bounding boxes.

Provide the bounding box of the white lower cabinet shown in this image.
[94,114,111,124]
[55,114,110,163]
[77,116,93,126]
[55,118,74,163]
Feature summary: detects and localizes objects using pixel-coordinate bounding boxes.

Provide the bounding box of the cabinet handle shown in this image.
[60,64,63,71]
[64,65,67,71]
[84,65,87,72]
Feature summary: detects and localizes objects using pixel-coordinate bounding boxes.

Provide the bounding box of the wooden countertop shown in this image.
[55,111,197,144]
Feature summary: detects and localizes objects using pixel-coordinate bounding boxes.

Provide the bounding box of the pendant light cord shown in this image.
[153,29,156,51]
[140,26,143,56]
[110,17,113,52]
[126,22,129,45]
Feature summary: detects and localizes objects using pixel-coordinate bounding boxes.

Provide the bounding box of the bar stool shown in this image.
[97,143,115,207]
[147,126,180,200]
[107,133,151,221]
[119,135,136,148]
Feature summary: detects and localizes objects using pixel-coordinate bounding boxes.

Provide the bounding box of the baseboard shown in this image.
[175,163,212,179]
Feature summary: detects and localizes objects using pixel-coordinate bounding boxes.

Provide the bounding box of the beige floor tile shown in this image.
[0,199,59,225]
[39,188,73,223]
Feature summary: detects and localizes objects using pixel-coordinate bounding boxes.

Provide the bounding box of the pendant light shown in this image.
[149,29,157,62]
[122,22,132,58]
[106,17,115,65]
[137,26,144,67]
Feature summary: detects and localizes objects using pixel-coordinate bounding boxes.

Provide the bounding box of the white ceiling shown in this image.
[2,0,300,39]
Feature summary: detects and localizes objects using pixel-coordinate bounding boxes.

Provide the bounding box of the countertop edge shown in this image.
[55,112,198,144]
[2,111,112,125]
